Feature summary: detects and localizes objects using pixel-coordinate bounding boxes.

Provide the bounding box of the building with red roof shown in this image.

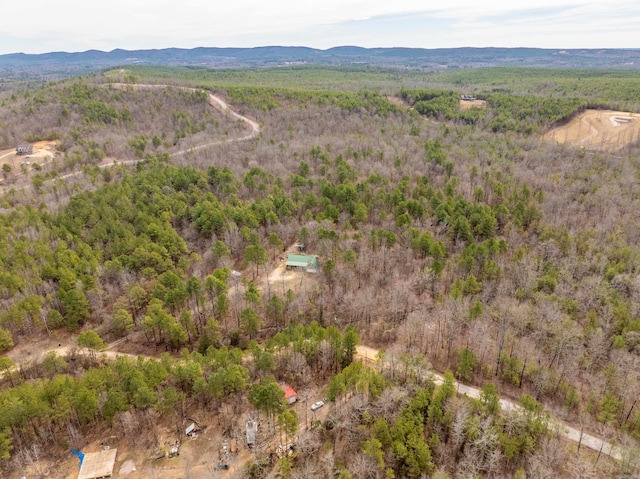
[282,385,297,404]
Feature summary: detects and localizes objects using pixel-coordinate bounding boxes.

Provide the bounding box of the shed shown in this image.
[77,449,117,479]
[282,385,297,404]
[16,144,33,155]
[286,254,319,273]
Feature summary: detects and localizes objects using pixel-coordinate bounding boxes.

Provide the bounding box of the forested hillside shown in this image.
[1,66,640,478]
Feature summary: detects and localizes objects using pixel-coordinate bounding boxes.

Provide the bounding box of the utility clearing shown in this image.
[546,109,640,150]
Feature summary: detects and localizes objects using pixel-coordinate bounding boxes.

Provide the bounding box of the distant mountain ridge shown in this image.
[2,46,640,80]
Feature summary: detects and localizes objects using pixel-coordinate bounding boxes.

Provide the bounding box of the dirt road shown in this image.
[355,346,623,461]
[1,336,146,380]
[3,338,623,478]
[108,83,260,151]
[0,84,260,197]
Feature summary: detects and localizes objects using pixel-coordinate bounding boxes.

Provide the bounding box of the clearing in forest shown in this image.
[0,140,57,183]
[459,99,486,110]
[545,109,640,150]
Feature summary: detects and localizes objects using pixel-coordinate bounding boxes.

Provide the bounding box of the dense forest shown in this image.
[1,65,640,478]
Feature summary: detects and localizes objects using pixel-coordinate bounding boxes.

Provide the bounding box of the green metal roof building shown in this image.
[286,254,319,272]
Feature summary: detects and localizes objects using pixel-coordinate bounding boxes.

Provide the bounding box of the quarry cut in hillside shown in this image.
[546,109,640,150]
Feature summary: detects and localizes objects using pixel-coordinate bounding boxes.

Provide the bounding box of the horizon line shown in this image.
[2,44,640,57]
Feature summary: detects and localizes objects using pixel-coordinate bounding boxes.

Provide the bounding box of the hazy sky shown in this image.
[1,0,639,55]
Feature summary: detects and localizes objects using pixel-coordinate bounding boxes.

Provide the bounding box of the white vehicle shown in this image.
[310,401,324,411]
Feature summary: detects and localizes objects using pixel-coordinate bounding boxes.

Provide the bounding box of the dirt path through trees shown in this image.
[1,335,146,380]
[355,345,624,461]
[0,84,260,197]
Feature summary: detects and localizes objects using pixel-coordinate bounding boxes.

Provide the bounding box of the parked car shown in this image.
[310,401,324,411]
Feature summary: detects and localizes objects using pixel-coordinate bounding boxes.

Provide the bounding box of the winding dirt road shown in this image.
[0,84,260,196]
[577,111,599,146]
[108,83,261,151]
[356,345,624,461]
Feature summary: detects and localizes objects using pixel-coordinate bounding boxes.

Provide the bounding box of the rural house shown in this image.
[16,144,33,155]
[286,254,319,273]
[282,385,298,404]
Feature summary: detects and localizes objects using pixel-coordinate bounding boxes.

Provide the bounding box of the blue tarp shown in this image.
[70,449,85,469]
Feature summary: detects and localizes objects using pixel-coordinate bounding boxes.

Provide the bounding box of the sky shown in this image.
[1,0,639,55]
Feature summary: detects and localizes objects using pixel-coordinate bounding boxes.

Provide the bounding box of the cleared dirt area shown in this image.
[266,265,308,297]
[385,96,410,107]
[46,413,244,479]
[0,140,57,167]
[459,99,486,110]
[264,244,318,297]
[546,109,640,150]
[0,141,57,186]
